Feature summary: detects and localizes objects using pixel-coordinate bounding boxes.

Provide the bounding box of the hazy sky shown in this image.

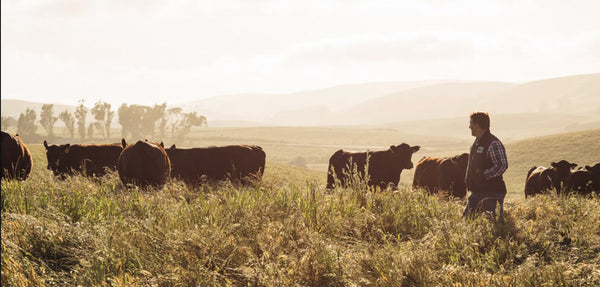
[2,0,599,107]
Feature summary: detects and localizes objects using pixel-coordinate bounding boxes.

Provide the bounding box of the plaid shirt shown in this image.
[483,140,508,179]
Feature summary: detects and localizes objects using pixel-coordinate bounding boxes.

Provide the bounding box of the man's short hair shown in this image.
[470,112,490,130]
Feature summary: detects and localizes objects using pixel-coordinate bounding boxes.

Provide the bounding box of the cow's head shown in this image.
[586,163,600,189]
[551,160,578,186]
[389,143,420,169]
[44,141,72,176]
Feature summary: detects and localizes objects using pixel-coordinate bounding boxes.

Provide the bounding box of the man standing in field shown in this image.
[463,112,508,218]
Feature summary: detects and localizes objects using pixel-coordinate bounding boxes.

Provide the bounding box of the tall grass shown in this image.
[2,163,599,286]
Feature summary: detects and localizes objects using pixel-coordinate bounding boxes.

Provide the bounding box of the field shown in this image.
[2,127,600,285]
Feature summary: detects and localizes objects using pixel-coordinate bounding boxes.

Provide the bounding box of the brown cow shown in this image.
[524,160,577,197]
[165,144,265,185]
[566,163,600,195]
[1,131,33,180]
[326,143,420,190]
[117,139,171,189]
[412,153,469,198]
[43,140,123,178]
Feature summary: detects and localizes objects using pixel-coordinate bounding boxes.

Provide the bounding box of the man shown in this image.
[463,112,508,218]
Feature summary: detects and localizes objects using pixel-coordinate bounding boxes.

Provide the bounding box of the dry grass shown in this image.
[2,129,599,286]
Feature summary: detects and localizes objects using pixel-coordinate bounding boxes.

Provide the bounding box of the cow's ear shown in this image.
[170,144,176,149]
[585,165,591,171]
[389,145,396,151]
[121,138,127,148]
[64,144,70,154]
[412,146,420,153]
[450,156,458,164]
[570,163,577,169]
[160,142,164,148]
[551,162,557,167]
[43,140,48,149]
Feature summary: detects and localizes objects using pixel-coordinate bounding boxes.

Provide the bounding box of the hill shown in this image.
[3,73,599,128]
[486,73,600,115]
[335,81,514,124]
[384,112,600,143]
[334,73,600,125]
[178,80,448,124]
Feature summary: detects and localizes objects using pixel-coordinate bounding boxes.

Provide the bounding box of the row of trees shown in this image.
[1,100,207,141]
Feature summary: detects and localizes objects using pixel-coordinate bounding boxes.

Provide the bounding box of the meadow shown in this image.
[2,127,600,285]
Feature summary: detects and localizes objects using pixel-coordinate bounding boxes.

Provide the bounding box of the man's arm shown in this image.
[484,140,508,179]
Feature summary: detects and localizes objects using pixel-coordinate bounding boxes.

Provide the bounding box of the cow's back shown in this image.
[566,170,592,195]
[69,144,123,175]
[412,157,444,192]
[525,166,553,197]
[118,140,170,188]
[167,145,265,184]
[1,132,32,180]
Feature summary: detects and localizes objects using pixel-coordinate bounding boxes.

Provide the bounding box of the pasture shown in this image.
[2,127,600,285]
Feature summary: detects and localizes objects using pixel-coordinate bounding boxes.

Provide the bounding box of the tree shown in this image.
[39,104,58,137]
[174,111,206,141]
[91,101,113,139]
[58,110,75,138]
[75,100,88,139]
[17,108,37,137]
[1,116,17,130]
[165,107,183,139]
[141,103,166,137]
[106,108,114,139]
[88,123,94,139]
[119,104,145,139]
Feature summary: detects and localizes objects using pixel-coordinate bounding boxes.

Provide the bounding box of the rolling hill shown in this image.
[177,80,448,123]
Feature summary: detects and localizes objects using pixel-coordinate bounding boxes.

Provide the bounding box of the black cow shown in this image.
[566,163,600,195]
[165,144,265,185]
[117,139,171,189]
[524,160,577,197]
[43,140,123,178]
[412,153,469,198]
[1,131,33,180]
[326,143,420,190]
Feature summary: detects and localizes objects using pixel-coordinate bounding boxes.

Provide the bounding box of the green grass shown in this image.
[2,128,599,285]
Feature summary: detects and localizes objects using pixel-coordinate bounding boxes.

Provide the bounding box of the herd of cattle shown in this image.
[2,131,600,197]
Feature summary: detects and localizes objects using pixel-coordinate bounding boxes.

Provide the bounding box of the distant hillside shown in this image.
[384,112,600,142]
[3,73,599,128]
[333,73,600,125]
[503,129,600,199]
[486,73,600,115]
[334,81,513,125]
[180,73,600,126]
[179,80,448,123]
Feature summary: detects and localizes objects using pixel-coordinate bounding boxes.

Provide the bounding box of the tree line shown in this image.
[0,100,207,141]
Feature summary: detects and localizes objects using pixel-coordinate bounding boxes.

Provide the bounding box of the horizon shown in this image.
[1,72,596,109]
[2,0,600,108]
